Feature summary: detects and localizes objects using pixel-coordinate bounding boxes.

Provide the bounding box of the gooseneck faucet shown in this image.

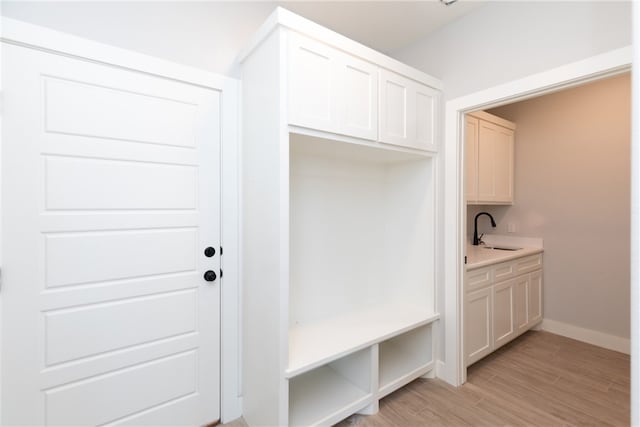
[473,212,497,245]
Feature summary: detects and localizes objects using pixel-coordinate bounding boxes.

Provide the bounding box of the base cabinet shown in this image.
[465,253,543,366]
[465,288,492,366]
[493,280,516,349]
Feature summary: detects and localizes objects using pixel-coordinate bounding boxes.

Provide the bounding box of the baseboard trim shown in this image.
[540,318,630,354]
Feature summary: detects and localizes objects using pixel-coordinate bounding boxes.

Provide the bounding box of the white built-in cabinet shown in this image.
[240,8,441,427]
[288,31,439,150]
[378,69,439,151]
[288,32,378,140]
[466,111,515,204]
[465,253,543,366]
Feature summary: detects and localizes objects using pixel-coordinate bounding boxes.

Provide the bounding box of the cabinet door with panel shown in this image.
[288,32,338,133]
[465,287,493,366]
[528,271,543,327]
[378,69,437,151]
[337,54,378,140]
[465,116,479,202]
[492,279,515,349]
[477,120,514,203]
[513,275,529,336]
[288,32,378,140]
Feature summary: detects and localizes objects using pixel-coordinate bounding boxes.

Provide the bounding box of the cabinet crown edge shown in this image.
[467,110,516,130]
[237,6,443,90]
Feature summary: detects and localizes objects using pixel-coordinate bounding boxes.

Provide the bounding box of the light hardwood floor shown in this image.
[226,331,630,427]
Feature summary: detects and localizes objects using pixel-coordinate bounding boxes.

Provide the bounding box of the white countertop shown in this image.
[466,244,543,270]
[466,234,544,270]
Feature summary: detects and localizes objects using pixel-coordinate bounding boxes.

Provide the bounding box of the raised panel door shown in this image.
[465,288,493,366]
[2,44,221,426]
[477,120,514,204]
[378,70,437,151]
[338,55,378,140]
[413,84,438,151]
[513,275,529,336]
[379,69,409,147]
[288,32,339,133]
[493,126,514,202]
[465,116,479,203]
[493,280,515,349]
[528,271,543,327]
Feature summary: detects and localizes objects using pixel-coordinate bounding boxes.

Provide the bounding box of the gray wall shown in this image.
[391,1,632,100]
[470,73,631,339]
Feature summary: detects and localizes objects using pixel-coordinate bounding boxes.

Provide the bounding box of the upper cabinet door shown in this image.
[465,116,479,203]
[288,32,377,140]
[337,56,378,140]
[378,69,438,152]
[477,120,514,204]
[288,32,339,133]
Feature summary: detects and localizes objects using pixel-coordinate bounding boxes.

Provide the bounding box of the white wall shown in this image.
[391,1,632,100]
[1,1,277,76]
[468,73,631,340]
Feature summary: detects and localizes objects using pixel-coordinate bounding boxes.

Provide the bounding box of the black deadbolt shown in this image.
[204,247,216,257]
[204,270,217,282]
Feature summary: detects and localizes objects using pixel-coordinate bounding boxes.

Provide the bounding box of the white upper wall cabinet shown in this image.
[466,111,515,204]
[379,69,439,151]
[288,32,378,140]
[270,13,442,150]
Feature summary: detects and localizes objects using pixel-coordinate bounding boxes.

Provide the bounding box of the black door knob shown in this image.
[204,270,217,282]
[204,247,216,257]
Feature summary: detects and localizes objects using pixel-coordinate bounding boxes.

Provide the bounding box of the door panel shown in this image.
[528,271,543,326]
[493,280,515,349]
[465,288,492,366]
[288,32,336,132]
[2,44,220,425]
[514,276,529,335]
[339,57,378,140]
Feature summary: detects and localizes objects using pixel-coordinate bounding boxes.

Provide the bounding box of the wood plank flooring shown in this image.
[225,331,630,426]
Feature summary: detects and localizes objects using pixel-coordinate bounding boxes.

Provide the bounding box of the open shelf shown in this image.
[287,304,438,378]
[288,132,437,379]
[378,324,434,397]
[289,349,372,427]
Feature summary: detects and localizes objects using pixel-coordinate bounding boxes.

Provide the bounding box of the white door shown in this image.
[465,287,493,366]
[513,275,529,335]
[477,121,514,203]
[493,280,515,349]
[378,70,437,151]
[2,43,221,425]
[465,116,479,203]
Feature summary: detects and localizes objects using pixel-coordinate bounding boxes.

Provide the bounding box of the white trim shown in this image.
[441,46,633,387]
[540,319,630,355]
[0,18,242,423]
[630,3,639,426]
[237,7,443,90]
[220,80,243,422]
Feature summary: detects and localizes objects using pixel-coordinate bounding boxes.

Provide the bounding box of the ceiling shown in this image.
[1,1,488,75]
[278,1,487,53]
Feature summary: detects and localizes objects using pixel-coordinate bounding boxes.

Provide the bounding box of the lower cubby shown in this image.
[288,348,373,427]
[378,324,434,397]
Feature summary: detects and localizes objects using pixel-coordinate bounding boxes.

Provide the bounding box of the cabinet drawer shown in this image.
[493,262,515,282]
[515,254,542,275]
[466,266,492,292]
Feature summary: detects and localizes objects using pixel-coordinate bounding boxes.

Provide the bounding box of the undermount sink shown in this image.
[482,245,522,251]
[483,245,522,251]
